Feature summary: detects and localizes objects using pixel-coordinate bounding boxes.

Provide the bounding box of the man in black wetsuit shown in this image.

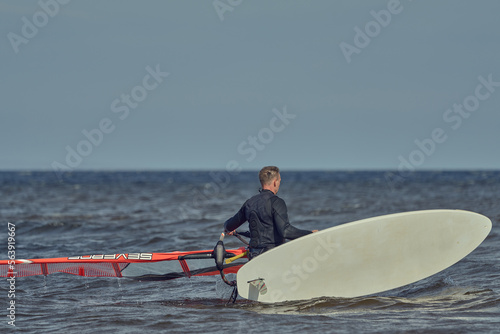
[224,166,317,259]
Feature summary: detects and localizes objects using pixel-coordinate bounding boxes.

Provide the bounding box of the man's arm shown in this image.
[224,204,247,233]
[272,197,312,240]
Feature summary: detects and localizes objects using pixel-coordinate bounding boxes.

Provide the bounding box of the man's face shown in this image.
[274,174,281,193]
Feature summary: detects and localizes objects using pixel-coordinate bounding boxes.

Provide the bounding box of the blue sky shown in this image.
[1,0,499,171]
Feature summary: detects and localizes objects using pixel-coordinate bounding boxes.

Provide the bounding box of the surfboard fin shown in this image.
[248,278,267,295]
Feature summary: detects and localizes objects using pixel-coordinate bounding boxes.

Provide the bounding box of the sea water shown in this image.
[0,171,499,333]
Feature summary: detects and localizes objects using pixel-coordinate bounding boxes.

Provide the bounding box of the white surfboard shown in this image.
[236,210,491,303]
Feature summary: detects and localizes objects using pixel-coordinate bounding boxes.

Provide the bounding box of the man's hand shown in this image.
[312,230,319,233]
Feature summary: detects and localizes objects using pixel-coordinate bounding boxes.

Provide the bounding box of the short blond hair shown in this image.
[259,166,280,186]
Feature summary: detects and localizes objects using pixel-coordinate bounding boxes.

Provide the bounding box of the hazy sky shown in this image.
[1,0,499,172]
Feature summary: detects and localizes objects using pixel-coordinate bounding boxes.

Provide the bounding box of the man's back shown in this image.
[224,189,311,252]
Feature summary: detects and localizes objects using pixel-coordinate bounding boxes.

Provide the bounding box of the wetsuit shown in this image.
[224,189,312,258]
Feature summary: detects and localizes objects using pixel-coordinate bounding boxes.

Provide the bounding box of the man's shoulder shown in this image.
[270,194,286,210]
[245,190,279,206]
[268,195,287,218]
[257,190,285,202]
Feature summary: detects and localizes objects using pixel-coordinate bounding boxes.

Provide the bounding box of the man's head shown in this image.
[259,166,281,194]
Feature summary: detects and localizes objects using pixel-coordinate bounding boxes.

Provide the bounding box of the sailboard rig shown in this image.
[0,244,248,281]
